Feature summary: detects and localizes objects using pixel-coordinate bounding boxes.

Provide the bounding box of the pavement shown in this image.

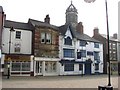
[1,74,119,89]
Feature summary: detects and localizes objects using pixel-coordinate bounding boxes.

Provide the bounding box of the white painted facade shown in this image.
[2,27,32,54]
[1,27,33,76]
[59,27,103,75]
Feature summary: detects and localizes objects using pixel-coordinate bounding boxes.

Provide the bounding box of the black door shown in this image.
[85,63,91,75]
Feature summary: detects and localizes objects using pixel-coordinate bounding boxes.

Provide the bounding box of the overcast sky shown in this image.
[0,0,119,36]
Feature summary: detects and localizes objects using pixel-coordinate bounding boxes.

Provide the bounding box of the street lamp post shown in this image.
[7,27,15,79]
[105,0,111,86]
[84,0,113,89]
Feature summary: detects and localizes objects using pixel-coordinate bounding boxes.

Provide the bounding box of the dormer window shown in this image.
[64,36,72,45]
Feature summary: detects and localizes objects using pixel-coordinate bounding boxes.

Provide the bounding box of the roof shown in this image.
[59,24,75,37]
[75,33,100,42]
[101,34,119,42]
[59,24,100,43]
[28,18,59,31]
[4,20,33,31]
[66,2,78,13]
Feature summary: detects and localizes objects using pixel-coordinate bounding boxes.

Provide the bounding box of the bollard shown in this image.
[98,86,113,90]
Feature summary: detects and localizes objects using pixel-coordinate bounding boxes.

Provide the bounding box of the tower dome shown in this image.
[65,1,78,27]
[66,1,78,13]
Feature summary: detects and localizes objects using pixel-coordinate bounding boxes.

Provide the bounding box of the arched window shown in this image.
[64,36,72,45]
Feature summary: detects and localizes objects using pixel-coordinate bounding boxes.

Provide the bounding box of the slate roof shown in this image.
[28,18,59,31]
[4,20,33,31]
[59,24,100,43]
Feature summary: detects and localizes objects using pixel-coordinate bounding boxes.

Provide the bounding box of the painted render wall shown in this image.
[2,28,32,54]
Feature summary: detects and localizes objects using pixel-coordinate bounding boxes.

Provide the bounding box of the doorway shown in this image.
[35,61,42,75]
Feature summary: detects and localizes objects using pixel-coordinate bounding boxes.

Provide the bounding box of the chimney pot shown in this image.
[113,33,117,39]
[76,22,84,34]
[44,14,50,24]
[93,27,99,36]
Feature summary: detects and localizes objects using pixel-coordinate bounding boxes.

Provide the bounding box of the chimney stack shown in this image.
[44,14,50,24]
[76,22,84,34]
[113,33,117,39]
[93,27,99,36]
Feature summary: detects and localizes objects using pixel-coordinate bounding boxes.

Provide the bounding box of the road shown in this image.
[1,75,119,89]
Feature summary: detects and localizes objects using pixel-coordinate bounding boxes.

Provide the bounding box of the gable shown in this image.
[65,26,73,39]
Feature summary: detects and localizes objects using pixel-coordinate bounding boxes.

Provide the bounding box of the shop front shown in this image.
[110,61,118,75]
[4,54,33,76]
[34,57,60,76]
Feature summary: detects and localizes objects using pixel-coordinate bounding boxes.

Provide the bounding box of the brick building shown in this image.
[93,28,119,74]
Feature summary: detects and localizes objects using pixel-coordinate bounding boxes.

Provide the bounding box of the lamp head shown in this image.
[84,0,96,3]
[10,27,15,32]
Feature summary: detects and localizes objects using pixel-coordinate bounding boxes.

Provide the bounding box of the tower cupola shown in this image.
[65,1,78,27]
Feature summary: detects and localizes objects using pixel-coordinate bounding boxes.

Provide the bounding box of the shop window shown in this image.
[11,62,30,72]
[11,62,21,71]
[16,31,21,39]
[64,63,74,71]
[45,62,56,73]
[22,62,30,71]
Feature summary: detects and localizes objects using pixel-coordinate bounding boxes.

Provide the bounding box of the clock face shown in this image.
[84,0,96,3]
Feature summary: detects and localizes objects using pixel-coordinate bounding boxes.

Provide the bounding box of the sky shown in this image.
[0,0,119,36]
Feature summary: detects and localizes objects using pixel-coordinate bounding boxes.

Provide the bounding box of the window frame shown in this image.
[64,36,72,45]
[40,32,52,44]
[64,63,74,71]
[94,51,100,61]
[15,31,21,39]
[11,62,30,72]
[80,50,86,57]
[94,42,99,48]
[95,63,99,70]
[80,40,87,47]
[63,49,75,58]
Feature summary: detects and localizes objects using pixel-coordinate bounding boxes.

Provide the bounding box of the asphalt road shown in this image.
[1,75,119,89]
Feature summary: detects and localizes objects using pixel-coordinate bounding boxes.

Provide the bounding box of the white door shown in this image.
[35,61,42,75]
